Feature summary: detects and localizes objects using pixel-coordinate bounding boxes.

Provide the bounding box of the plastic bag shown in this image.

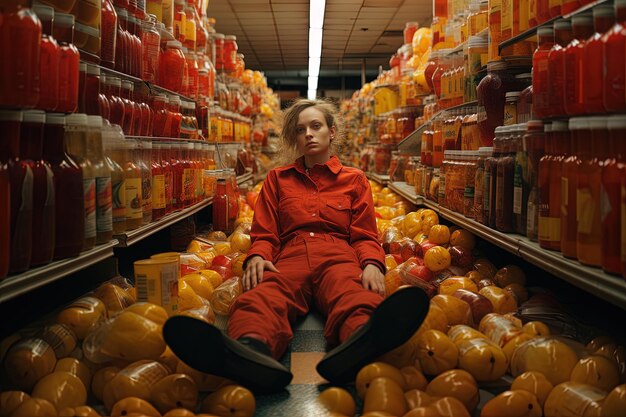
[210,277,243,316]
[102,360,170,411]
[175,304,216,325]
[93,282,135,315]
[478,313,523,348]
[381,227,405,253]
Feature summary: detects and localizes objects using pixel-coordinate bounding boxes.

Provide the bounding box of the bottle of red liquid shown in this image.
[476,61,517,146]
[0,110,33,274]
[114,7,129,74]
[20,110,55,267]
[213,33,225,73]
[151,142,166,221]
[159,40,186,92]
[162,143,173,214]
[226,169,239,232]
[43,113,84,260]
[0,4,41,109]
[564,14,594,116]
[182,142,194,208]
[105,76,126,129]
[169,95,183,138]
[185,50,199,100]
[119,80,135,136]
[137,84,153,136]
[141,14,160,82]
[98,75,111,120]
[532,25,555,119]
[212,178,229,233]
[547,19,573,119]
[54,13,80,113]
[126,81,143,136]
[101,0,117,69]
[577,116,607,267]
[584,5,615,115]
[602,0,626,112]
[33,5,59,112]
[84,64,103,116]
[171,142,184,211]
[152,94,169,137]
[561,117,586,259]
[602,115,625,275]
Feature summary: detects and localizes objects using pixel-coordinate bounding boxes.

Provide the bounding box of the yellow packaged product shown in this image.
[135,258,179,315]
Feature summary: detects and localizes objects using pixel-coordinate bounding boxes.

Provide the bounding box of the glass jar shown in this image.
[405,156,419,185]
[223,35,238,73]
[374,144,392,176]
[159,40,185,93]
[33,5,60,113]
[476,60,517,146]
[539,120,564,251]
[213,33,225,72]
[141,14,160,82]
[503,92,520,126]
[55,13,81,113]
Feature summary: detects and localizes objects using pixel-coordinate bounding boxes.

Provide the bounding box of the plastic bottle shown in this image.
[547,19,573,119]
[0,4,41,109]
[162,143,173,214]
[583,5,615,115]
[564,14,594,116]
[65,113,96,251]
[488,0,502,61]
[171,142,183,211]
[152,142,166,221]
[495,127,515,233]
[124,138,143,230]
[114,7,129,74]
[86,116,113,245]
[20,110,55,266]
[169,95,183,138]
[127,82,142,137]
[602,0,626,112]
[105,76,126,129]
[577,116,606,267]
[43,113,84,260]
[152,94,168,137]
[485,128,503,228]
[213,178,229,232]
[513,123,529,235]
[141,14,160,82]
[183,0,198,51]
[100,0,117,69]
[139,140,152,225]
[526,121,545,241]
[532,25,554,119]
[159,40,185,93]
[33,5,60,112]
[119,80,135,136]
[539,120,566,251]
[561,117,586,259]
[0,110,32,274]
[103,123,126,234]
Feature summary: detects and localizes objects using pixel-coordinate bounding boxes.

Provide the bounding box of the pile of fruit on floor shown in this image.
[0,180,625,416]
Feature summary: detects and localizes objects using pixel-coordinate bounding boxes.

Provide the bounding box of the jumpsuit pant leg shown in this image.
[309,235,384,346]
[228,238,313,359]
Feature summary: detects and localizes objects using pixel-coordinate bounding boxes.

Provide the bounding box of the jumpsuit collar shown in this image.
[293,155,343,175]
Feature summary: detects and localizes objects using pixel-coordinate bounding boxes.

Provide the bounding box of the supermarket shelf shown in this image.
[0,241,118,304]
[366,172,390,185]
[114,198,213,247]
[498,0,609,53]
[447,28,489,55]
[398,100,478,152]
[387,181,626,309]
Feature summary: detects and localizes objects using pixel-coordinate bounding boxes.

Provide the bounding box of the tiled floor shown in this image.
[214,311,364,416]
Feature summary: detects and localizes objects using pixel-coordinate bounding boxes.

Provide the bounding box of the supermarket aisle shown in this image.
[215,310,362,415]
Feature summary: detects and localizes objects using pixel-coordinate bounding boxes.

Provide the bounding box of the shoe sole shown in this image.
[163,316,293,393]
[316,286,429,384]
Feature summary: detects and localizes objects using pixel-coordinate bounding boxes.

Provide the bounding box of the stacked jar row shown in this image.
[376,106,422,144]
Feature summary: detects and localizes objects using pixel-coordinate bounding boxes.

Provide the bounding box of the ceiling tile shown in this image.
[270,0,308,3]
[235,11,273,19]
[363,0,402,6]
[271,3,307,11]
[328,11,359,19]
[326,3,363,12]
[273,10,308,19]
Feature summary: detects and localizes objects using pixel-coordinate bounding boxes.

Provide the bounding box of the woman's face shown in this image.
[295,106,336,161]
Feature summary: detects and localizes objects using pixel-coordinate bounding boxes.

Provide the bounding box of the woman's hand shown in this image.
[242,255,279,291]
[361,264,385,297]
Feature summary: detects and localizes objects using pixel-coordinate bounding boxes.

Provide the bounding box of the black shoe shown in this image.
[163,316,293,393]
[316,286,429,384]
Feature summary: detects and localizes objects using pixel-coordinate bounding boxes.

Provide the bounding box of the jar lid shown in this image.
[55,13,75,27]
[46,113,66,125]
[107,76,122,87]
[544,122,552,133]
[554,18,572,29]
[494,125,507,135]
[237,53,245,58]
[189,102,196,109]
[86,64,100,76]
[154,94,167,102]
[515,73,532,79]
[572,14,593,25]
[487,60,507,71]
[75,22,100,37]
[143,140,153,149]
[167,40,183,49]
[526,120,544,131]
[213,33,225,39]
[468,35,488,47]
[0,110,22,122]
[588,116,608,130]
[32,5,54,20]
[22,110,46,123]
[169,95,181,104]
[66,113,88,126]
[87,115,103,128]
[198,68,209,74]
[537,25,554,36]
[569,117,589,130]
[225,35,237,41]
[551,120,569,132]
[607,114,626,129]
[505,91,521,99]
[115,7,128,17]
[593,4,614,17]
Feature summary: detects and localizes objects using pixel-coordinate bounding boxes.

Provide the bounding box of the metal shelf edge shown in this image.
[0,240,118,303]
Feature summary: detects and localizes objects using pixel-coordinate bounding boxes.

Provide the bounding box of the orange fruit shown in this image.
[424,246,451,272]
[229,233,251,253]
[449,229,476,250]
[428,225,451,245]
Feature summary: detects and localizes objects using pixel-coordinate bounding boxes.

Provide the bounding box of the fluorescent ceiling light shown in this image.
[308,76,319,90]
[308,57,321,77]
[309,27,323,58]
[308,89,317,100]
[309,0,326,29]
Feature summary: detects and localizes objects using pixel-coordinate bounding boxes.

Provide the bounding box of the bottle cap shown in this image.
[46,113,66,125]
[607,114,626,130]
[0,110,22,122]
[54,13,75,27]
[87,115,103,128]
[22,110,46,124]
[505,91,521,99]
[225,35,237,41]
[86,64,100,76]
[66,113,89,126]
[551,120,569,132]
[32,5,54,20]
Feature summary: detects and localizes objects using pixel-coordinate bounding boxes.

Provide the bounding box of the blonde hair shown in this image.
[276,98,345,166]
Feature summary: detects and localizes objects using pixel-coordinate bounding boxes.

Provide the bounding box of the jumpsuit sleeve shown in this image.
[349,173,386,273]
[245,169,281,267]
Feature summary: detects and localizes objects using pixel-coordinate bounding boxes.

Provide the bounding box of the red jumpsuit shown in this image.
[229,156,386,359]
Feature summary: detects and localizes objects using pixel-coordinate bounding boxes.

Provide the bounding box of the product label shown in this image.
[125,178,143,220]
[174,13,186,42]
[504,103,517,126]
[84,178,96,239]
[501,0,512,34]
[183,169,194,202]
[152,174,166,209]
[577,188,595,235]
[185,18,196,44]
[527,201,538,236]
[96,177,113,233]
[112,175,126,225]
[513,186,523,215]
[160,263,178,307]
[142,171,152,220]
[539,216,561,242]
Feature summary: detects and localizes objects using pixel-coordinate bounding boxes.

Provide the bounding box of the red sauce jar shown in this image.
[54,13,80,113]
[532,25,554,119]
[168,95,182,138]
[602,0,626,112]
[213,33,225,72]
[101,0,117,69]
[476,60,517,146]
[159,40,185,93]
[114,7,129,74]
[98,74,110,120]
[564,14,594,116]
[141,14,160,82]
[583,5,615,115]
[33,5,60,112]
[547,19,573,119]
[21,110,55,267]
[120,80,136,135]
[84,64,102,116]
[185,50,199,100]
[223,35,238,73]
[0,4,41,109]
[152,94,168,137]
[105,76,125,129]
